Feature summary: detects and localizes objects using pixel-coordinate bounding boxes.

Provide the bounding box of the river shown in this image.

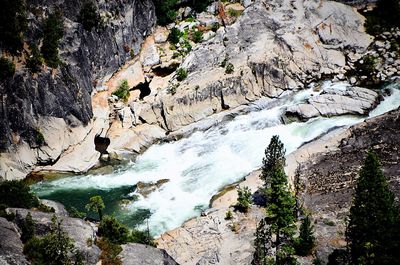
[32,81,400,236]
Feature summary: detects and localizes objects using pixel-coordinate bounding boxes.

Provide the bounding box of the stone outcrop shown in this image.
[0,217,29,265]
[119,243,179,265]
[137,0,372,132]
[288,108,400,263]
[7,208,100,265]
[285,84,379,120]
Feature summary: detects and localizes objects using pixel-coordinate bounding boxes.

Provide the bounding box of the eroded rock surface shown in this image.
[119,243,178,265]
[285,84,379,120]
[0,217,29,265]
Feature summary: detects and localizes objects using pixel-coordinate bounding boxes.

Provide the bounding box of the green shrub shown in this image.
[98,215,130,244]
[78,1,102,31]
[0,0,27,53]
[211,22,220,32]
[234,186,252,213]
[192,30,203,43]
[27,44,43,73]
[131,229,156,247]
[0,57,15,80]
[68,206,86,219]
[0,180,39,209]
[294,215,316,256]
[225,62,234,74]
[41,10,64,68]
[168,27,182,45]
[0,204,15,221]
[112,80,131,102]
[21,212,36,243]
[227,8,242,17]
[225,210,233,220]
[153,0,178,25]
[97,238,122,265]
[24,216,74,265]
[176,68,188,81]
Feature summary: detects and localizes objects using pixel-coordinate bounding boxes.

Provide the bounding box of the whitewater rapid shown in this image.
[32,81,400,236]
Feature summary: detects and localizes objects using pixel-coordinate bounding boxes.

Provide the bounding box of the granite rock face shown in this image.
[119,243,179,265]
[0,217,29,265]
[0,0,156,150]
[7,208,100,265]
[138,0,372,132]
[293,109,400,263]
[285,84,380,120]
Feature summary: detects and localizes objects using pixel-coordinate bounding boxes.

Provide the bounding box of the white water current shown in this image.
[33,81,400,236]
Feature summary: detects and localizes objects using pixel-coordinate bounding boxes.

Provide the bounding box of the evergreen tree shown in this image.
[346,150,400,265]
[235,186,252,213]
[252,218,273,265]
[78,1,102,31]
[21,212,36,243]
[260,135,286,192]
[41,10,64,68]
[0,0,27,53]
[86,195,105,220]
[294,215,315,256]
[254,136,298,265]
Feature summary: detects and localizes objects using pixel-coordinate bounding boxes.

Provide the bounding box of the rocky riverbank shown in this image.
[0,0,376,181]
[156,108,400,264]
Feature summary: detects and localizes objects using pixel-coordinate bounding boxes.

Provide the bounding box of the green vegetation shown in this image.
[0,180,40,209]
[225,62,234,74]
[24,216,76,265]
[98,215,155,246]
[0,57,15,81]
[234,186,252,213]
[294,215,315,256]
[227,8,242,17]
[21,212,36,243]
[97,238,123,265]
[112,80,131,102]
[0,0,27,53]
[27,44,44,73]
[211,22,220,32]
[78,1,102,31]
[253,136,298,265]
[41,10,64,68]
[225,210,233,220]
[86,195,105,220]
[176,68,188,81]
[153,0,178,25]
[169,28,182,45]
[192,30,203,43]
[67,206,86,219]
[346,150,400,264]
[253,218,272,264]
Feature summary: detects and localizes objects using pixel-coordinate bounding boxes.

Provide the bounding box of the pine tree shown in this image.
[252,218,273,265]
[346,150,400,264]
[254,136,298,265]
[21,212,36,243]
[260,135,286,192]
[235,186,252,213]
[86,195,105,220]
[294,215,315,256]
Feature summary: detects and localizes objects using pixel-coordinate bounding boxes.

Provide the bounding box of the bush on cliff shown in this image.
[112,80,131,102]
[346,150,400,264]
[78,1,102,31]
[0,57,15,81]
[0,180,39,209]
[41,10,64,68]
[234,186,252,213]
[0,0,27,53]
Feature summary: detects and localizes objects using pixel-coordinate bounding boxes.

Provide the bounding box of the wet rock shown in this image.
[285,85,379,120]
[135,179,170,197]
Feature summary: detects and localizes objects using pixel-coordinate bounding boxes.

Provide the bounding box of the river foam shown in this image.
[32,81,400,236]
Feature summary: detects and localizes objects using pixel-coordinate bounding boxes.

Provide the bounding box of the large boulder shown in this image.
[119,243,178,265]
[7,209,100,265]
[285,84,379,120]
[0,217,29,265]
